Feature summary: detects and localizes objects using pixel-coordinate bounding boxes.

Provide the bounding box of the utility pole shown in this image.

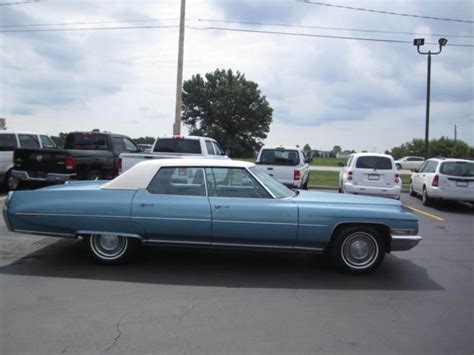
[454,124,457,142]
[173,0,186,135]
[413,37,448,159]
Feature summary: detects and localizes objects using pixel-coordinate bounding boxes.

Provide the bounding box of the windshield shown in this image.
[250,167,296,198]
[440,161,474,177]
[154,138,202,153]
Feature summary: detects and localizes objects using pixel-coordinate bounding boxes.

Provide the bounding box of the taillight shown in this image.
[65,155,76,171]
[395,173,400,184]
[348,171,353,181]
[294,170,301,181]
[117,158,122,175]
[432,175,439,187]
[12,151,17,164]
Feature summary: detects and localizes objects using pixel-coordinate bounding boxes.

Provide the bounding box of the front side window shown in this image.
[212,142,225,155]
[147,167,206,196]
[205,141,215,155]
[440,161,474,177]
[112,137,140,153]
[206,167,270,198]
[418,161,428,172]
[18,134,40,148]
[250,167,295,198]
[355,156,393,170]
[424,161,438,173]
[259,149,300,166]
[0,134,18,151]
[40,135,56,148]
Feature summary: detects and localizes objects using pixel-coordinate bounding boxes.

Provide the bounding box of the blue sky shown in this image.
[1,0,473,152]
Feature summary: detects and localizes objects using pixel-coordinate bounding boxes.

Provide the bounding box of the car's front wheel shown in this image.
[86,234,138,264]
[422,187,432,206]
[409,182,416,196]
[331,226,385,274]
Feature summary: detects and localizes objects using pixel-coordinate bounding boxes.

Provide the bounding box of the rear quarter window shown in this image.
[0,134,18,151]
[355,156,393,170]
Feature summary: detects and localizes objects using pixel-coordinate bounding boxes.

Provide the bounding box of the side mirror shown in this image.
[225,149,231,156]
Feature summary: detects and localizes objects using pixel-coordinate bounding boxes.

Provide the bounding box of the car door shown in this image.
[412,161,427,193]
[131,166,212,244]
[205,167,298,247]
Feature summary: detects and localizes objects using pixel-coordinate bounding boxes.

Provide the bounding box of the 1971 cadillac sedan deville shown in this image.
[3,159,422,273]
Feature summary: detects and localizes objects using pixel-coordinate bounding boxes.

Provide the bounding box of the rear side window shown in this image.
[40,135,56,148]
[355,156,393,170]
[18,134,40,148]
[407,157,424,162]
[440,161,474,177]
[154,139,201,154]
[259,149,300,166]
[147,167,206,196]
[0,134,18,151]
[64,133,109,150]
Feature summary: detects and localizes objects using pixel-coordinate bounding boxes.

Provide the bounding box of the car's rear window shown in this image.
[355,156,393,170]
[64,133,109,150]
[259,149,300,166]
[0,134,18,151]
[153,139,201,154]
[440,161,474,177]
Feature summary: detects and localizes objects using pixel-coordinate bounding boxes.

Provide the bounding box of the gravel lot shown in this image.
[0,192,472,355]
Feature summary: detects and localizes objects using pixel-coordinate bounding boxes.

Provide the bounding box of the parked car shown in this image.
[255,146,311,189]
[119,135,229,173]
[138,144,153,153]
[339,153,402,199]
[409,158,474,206]
[0,130,57,190]
[11,131,140,189]
[3,159,422,274]
[395,156,425,171]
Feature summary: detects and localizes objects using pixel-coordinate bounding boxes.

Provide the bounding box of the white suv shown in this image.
[339,153,402,199]
[409,158,474,206]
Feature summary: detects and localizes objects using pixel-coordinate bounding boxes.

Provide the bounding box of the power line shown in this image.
[0,24,179,32]
[1,22,472,48]
[0,0,44,5]
[191,18,474,39]
[299,1,474,24]
[2,16,473,39]
[187,25,474,48]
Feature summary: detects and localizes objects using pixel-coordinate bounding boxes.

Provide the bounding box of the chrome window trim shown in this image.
[246,167,276,199]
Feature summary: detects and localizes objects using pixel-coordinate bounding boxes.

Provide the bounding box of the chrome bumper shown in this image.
[11,170,76,183]
[2,205,13,232]
[390,235,422,251]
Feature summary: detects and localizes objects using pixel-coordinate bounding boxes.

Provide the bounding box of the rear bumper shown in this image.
[344,183,401,198]
[3,205,13,232]
[427,187,474,202]
[11,170,77,184]
[390,235,422,251]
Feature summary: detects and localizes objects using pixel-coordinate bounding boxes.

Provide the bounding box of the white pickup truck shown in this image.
[119,135,229,173]
[255,146,312,189]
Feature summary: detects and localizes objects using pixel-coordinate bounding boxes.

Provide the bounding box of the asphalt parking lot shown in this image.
[0,192,472,355]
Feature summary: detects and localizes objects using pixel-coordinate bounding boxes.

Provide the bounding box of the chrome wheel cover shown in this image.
[90,234,128,260]
[341,232,379,269]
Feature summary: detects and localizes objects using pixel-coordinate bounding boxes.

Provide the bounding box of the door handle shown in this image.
[214,205,229,211]
[140,203,155,207]
[267,167,273,171]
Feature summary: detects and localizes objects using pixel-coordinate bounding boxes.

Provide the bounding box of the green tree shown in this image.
[134,136,155,145]
[182,69,273,157]
[303,144,312,152]
[51,132,68,148]
[390,137,473,159]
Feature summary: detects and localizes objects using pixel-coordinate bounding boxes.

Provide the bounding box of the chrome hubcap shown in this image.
[91,234,127,260]
[341,232,378,269]
[99,234,119,251]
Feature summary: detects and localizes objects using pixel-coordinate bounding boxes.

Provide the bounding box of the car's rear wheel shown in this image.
[5,172,20,191]
[86,234,138,264]
[409,182,416,196]
[331,226,385,274]
[87,170,103,181]
[422,187,432,206]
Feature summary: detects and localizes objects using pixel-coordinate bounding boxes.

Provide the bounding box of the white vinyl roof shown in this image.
[102,158,255,190]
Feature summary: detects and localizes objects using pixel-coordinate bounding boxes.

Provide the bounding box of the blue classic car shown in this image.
[3,159,422,273]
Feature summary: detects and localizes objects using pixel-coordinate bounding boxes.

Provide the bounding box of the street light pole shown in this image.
[414,38,447,159]
[173,0,186,135]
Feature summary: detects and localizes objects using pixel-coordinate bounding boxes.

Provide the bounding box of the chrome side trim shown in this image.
[299,224,328,228]
[76,230,144,240]
[15,212,129,219]
[144,239,211,246]
[132,216,211,222]
[212,242,290,249]
[213,220,297,226]
[292,246,325,251]
[13,229,75,238]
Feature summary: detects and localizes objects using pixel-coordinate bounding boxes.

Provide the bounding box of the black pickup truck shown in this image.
[11,132,141,188]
